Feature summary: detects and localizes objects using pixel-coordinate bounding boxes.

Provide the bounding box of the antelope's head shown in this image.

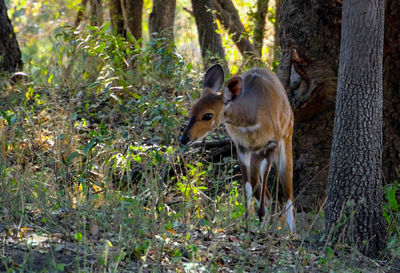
[180,64,225,145]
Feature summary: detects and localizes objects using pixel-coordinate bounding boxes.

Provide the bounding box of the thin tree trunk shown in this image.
[383,0,400,182]
[277,0,341,210]
[191,0,227,71]
[74,0,88,27]
[125,0,143,41]
[253,0,269,57]
[90,0,103,26]
[149,0,176,42]
[0,0,22,73]
[109,0,124,36]
[326,0,386,258]
[211,0,257,60]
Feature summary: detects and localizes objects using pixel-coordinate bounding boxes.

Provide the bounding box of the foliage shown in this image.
[1,0,399,271]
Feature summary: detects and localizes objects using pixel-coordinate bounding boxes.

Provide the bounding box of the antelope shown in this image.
[180,64,295,232]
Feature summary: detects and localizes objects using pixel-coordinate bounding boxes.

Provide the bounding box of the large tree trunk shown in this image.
[149,0,176,42]
[125,0,143,41]
[211,0,257,60]
[191,0,227,71]
[253,0,269,57]
[89,0,103,26]
[109,0,124,36]
[325,0,386,258]
[277,0,341,210]
[383,0,400,183]
[0,0,22,73]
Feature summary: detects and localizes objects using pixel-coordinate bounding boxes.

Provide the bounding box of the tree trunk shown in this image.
[125,0,143,41]
[325,0,386,258]
[277,0,341,210]
[383,0,400,182]
[90,0,103,26]
[0,0,22,73]
[109,0,124,36]
[211,0,257,60]
[191,0,227,71]
[74,0,88,27]
[253,0,269,57]
[149,0,176,42]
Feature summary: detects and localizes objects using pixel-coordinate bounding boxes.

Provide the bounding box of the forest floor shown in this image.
[1,210,397,272]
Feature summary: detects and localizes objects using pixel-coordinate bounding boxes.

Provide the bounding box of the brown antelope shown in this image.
[180,64,295,232]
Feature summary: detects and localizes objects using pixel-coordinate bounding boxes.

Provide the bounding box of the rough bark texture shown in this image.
[277,0,341,210]
[149,0,176,42]
[125,0,143,41]
[0,0,22,73]
[191,0,227,70]
[326,0,386,258]
[253,0,269,57]
[383,0,400,182]
[89,0,103,26]
[109,0,124,36]
[211,0,257,60]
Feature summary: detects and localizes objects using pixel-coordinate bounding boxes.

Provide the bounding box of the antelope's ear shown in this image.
[203,64,224,95]
[224,76,243,102]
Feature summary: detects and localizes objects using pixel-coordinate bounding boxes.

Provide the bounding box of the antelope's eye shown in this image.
[201,113,213,121]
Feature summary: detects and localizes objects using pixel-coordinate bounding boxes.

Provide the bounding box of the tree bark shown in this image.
[74,0,88,27]
[211,0,257,60]
[149,0,176,42]
[277,0,341,210]
[89,0,103,26]
[326,0,386,258]
[109,0,124,36]
[253,0,269,57]
[125,0,143,41]
[0,0,22,73]
[383,0,400,182]
[191,0,227,71]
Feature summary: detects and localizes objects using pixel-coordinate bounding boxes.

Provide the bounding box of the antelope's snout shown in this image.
[179,134,189,145]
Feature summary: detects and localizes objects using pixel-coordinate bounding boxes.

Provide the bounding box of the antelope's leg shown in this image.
[280,136,295,232]
[237,146,251,231]
[257,156,272,222]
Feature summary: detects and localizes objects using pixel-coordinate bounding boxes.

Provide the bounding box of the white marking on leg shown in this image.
[285,199,295,232]
[274,141,286,177]
[245,182,252,209]
[260,159,268,180]
[238,151,251,170]
[259,159,269,217]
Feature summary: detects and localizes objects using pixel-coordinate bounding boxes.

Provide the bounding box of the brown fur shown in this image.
[181,65,295,232]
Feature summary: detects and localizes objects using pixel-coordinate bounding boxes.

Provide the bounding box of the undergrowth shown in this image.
[0,25,399,272]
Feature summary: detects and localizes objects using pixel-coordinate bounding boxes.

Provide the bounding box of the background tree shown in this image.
[191,0,227,70]
[0,0,22,73]
[211,0,256,60]
[109,0,124,36]
[149,0,176,42]
[125,0,143,41]
[325,0,386,257]
[277,0,341,210]
[253,0,269,57]
[89,0,103,26]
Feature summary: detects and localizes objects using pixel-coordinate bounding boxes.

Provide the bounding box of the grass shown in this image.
[0,27,399,272]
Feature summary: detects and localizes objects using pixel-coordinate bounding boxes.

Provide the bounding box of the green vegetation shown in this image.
[0,0,399,272]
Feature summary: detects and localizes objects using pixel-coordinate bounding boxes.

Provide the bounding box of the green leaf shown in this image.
[83,138,97,154]
[67,151,80,165]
